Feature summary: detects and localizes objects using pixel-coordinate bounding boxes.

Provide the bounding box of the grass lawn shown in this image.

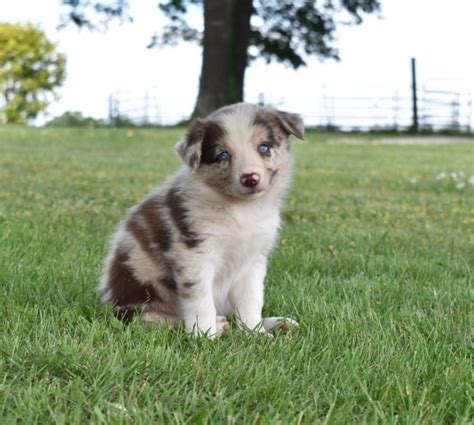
[0,126,472,424]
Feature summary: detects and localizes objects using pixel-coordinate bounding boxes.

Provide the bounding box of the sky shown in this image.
[1,0,474,128]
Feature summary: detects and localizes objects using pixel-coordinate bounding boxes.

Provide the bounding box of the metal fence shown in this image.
[108,83,472,132]
[107,89,190,126]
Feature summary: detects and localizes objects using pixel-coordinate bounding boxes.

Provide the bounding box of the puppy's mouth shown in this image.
[241,187,265,197]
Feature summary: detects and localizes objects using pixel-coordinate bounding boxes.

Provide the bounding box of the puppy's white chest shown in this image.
[216,207,279,258]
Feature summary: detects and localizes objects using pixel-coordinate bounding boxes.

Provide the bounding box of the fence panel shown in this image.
[108,83,472,132]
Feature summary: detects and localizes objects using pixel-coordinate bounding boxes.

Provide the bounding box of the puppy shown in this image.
[99,103,304,337]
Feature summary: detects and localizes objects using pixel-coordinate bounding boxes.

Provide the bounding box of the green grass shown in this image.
[0,126,472,424]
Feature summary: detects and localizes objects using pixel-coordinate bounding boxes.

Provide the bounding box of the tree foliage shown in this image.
[58,0,131,30]
[61,0,381,68]
[155,0,381,67]
[0,23,66,124]
[59,0,381,116]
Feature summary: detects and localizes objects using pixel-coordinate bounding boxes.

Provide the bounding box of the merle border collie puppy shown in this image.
[99,103,304,337]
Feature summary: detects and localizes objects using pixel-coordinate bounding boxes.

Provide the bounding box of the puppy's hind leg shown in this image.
[262,317,299,333]
[216,315,230,336]
[142,309,181,327]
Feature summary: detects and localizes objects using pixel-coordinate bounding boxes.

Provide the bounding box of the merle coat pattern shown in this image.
[99,103,304,337]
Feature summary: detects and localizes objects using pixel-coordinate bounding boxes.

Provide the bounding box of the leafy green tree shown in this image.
[60,0,380,116]
[0,23,66,124]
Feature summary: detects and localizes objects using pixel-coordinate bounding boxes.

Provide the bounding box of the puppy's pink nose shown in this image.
[240,173,260,188]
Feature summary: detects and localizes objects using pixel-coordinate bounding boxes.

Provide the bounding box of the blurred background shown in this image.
[1,0,473,132]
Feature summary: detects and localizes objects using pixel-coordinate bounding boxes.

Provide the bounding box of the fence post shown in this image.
[108,94,114,126]
[411,58,419,132]
[394,89,399,130]
[143,89,149,125]
[468,92,473,133]
[451,94,460,130]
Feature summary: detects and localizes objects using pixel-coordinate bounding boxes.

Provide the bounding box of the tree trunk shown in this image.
[192,0,253,117]
[229,0,253,104]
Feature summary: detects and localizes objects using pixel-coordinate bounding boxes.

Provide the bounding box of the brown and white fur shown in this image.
[99,103,304,337]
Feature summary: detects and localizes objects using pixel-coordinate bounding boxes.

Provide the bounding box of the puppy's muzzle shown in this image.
[240,173,260,188]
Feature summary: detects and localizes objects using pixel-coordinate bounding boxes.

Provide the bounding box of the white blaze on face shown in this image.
[217,106,277,196]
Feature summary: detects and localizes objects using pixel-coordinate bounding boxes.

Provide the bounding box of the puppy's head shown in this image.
[177,103,304,200]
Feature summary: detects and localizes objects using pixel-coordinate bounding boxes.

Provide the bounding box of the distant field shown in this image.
[0,126,472,423]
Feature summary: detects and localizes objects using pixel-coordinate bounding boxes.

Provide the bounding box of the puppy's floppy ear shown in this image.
[176,119,206,170]
[275,110,305,140]
[176,119,225,170]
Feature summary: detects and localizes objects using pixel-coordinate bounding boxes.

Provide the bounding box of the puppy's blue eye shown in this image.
[216,151,231,162]
[258,143,271,154]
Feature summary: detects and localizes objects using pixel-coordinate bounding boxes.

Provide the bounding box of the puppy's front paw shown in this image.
[262,317,299,333]
[215,315,230,336]
[189,316,228,339]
